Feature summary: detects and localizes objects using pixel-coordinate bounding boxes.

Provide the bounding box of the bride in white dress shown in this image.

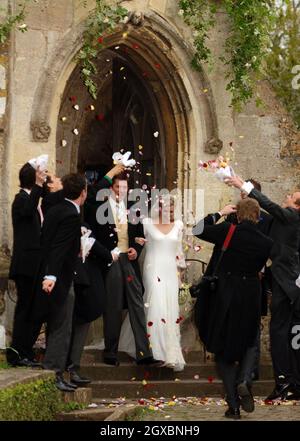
[118,195,186,371]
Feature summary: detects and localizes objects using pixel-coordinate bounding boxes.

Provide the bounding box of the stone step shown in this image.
[90,379,274,399]
[82,349,207,364]
[81,362,274,381]
[56,408,114,421]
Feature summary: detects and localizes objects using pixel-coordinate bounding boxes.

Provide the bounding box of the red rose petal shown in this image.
[161,318,166,324]
[154,63,161,69]
[97,36,104,44]
[207,376,215,383]
[157,277,161,282]
[96,113,105,121]
[127,275,134,283]
[148,321,153,327]
[69,96,76,103]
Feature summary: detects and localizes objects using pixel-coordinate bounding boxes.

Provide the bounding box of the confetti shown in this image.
[161,318,166,323]
[155,63,161,69]
[127,275,134,283]
[194,245,201,252]
[61,116,67,122]
[69,96,76,103]
[123,32,128,38]
[140,351,144,356]
[98,36,104,44]
[153,131,159,138]
[73,104,79,111]
[61,139,67,147]
[133,44,140,49]
[207,376,215,383]
[157,277,161,282]
[194,375,200,380]
[131,377,136,381]
[120,66,125,71]
[174,378,181,382]
[144,303,150,308]
[148,321,153,327]
[114,46,120,50]
[96,113,105,121]
[73,128,79,135]
[89,104,95,111]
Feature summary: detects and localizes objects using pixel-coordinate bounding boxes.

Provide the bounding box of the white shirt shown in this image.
[109,196,127,224]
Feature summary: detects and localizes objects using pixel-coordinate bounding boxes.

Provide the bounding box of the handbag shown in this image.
[190,223,236,298]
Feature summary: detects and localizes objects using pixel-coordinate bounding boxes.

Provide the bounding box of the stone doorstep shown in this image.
[56,404,140,422]
[0,368,55,391]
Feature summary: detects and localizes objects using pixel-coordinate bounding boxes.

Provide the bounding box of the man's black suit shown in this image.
[87,183,151,362]
[32,199,81,374]
[249,188,300,385]
[8,185,43,363]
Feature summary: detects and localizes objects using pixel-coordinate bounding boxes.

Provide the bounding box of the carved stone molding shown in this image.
[30,121,51,142]
[128,11,145,26]
[204,137,223,155]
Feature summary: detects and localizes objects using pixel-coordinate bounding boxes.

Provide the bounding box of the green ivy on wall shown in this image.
[76,0,128,99]
[179,0,276,110]
[0,1,30,45]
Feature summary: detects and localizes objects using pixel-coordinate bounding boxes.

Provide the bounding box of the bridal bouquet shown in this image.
[81,227,95,263]
[198,155,235,182]
[112,151,136,167]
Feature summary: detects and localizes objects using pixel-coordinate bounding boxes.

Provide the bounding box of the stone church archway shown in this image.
[29,11,222,191]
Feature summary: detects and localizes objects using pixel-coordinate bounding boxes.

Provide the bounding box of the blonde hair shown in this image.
[236,198,260,223]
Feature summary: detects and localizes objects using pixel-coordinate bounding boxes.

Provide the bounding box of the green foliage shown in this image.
[0,377,85,420]
[265,0,300,128]
[0,1,30,45]
[0,361,10,369]
[179,0,276,110]
[77,0,128,99]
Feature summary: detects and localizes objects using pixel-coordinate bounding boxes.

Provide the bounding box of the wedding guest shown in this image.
[66,224,118,385]
[7,163,46,367]
[225,175,300,401]
[31,173,86,392]
[193,199,273,419]
[94,172,159,366]
[41,173,64,215]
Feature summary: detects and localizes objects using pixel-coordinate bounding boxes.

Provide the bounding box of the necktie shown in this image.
[37,204,44,225]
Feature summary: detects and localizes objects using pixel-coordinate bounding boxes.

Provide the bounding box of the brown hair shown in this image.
[236,198,260,224]
[112,172,128,185]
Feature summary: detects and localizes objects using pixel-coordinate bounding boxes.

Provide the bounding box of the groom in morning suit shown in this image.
[93,172,159,366]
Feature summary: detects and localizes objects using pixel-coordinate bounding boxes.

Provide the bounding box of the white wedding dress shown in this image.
[118,218,186,371]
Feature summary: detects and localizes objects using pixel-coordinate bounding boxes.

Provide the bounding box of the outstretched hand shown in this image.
[224,176,245,189]
[220,204,237,217]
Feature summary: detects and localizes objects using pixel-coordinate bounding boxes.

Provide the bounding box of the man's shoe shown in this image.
[266,383,291,401]
[17,358,42,368]
[70,371,91,386]
[55,376,75,393]
[224,407,241,420]
[286,384,300,401]
[237,382,255,413]
[136,357,161,366]
[103,358,120,367]
[63,379,78,389]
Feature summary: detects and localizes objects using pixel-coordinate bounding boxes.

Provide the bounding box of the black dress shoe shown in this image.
[17,358,42,368]
[70,371,91,385]
[237,382,255,413]
[286,384,300,400]
[55,376,75,393]
[103,358,120,366]
[225,407,241,420]
[266,383,291,401]
[136,357,161,366]
[63,379,78,389]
